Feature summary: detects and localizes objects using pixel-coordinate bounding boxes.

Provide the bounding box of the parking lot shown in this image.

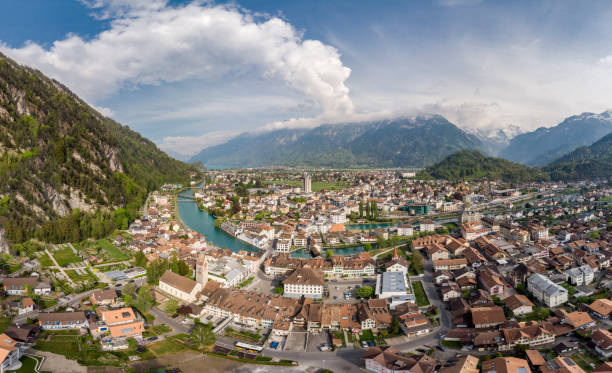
[306,331,331,352]
[324,277,376,304]
[284,331,307,351]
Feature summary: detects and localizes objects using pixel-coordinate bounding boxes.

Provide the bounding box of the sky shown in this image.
[1,0,612,158]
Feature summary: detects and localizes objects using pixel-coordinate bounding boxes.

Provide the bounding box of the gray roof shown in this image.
[380,272,407,293]
[528,273,567,297]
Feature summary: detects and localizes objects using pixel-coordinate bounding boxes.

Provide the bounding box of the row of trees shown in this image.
[358,200,379,220]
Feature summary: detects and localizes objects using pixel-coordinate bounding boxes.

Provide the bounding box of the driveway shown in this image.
[150,307,192,335]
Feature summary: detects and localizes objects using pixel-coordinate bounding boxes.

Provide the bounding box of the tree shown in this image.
[146,258,168,285]
[273,287,283,294]
[191,323,216,347]
[359,201,364,218]
[163,299,179,315]
[356,286,374,299]
[411,248,424,273]
[326,249,334,259]
[391,317,400,335]
[134,285,155,312]
[366,202,371,220]
[364,243,372,251]
[133,251,147,267]
[371,200,378,219]
[514,344,528,357]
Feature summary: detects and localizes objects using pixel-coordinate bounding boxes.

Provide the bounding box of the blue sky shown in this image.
[2,0,612,158]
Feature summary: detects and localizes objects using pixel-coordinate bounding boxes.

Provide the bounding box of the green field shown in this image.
[96,239,131,261]
[37,252,55,268]
[600,196,612,202]
[411,281,430,306]
[52,246,81,266]
[65,269,98,283]
[17,355,52,373]
[35,332,124,366]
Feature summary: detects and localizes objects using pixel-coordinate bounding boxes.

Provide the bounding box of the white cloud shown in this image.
[1,0,352,117]
[158,129,242,157]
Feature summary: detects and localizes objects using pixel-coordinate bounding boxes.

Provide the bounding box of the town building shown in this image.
[527,273,568,307]
[158,270,202,303]
[38,311,88,330]
[282,267,324,299]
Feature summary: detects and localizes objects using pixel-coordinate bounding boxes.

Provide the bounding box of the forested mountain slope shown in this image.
[0,53,198,242]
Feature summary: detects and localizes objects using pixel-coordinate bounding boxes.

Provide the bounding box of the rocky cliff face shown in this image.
[0,225,10,254]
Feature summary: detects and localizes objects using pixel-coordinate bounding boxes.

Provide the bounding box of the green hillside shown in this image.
[419,150,548,182]
[543,132,612,180]
[0,53,199,242]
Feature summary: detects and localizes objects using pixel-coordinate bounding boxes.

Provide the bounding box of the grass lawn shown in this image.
[37,252,55,268]
[35,332,124,366]
[0,317,11,333]
[599,196,612,202]
[65,269,98,283]
[443,222,459,230]
[148,338,190,356]
[97,239,130,261]
[52,246,81,267]
[571,350,603,372]
[411,281,430,306]
[17,355,52,373]
[359,330,374,342]
[38,296,58,309]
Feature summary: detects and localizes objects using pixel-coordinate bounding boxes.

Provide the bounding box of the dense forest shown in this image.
[419,150,548,182]
[543,132,612,181]
[0,53,199,243]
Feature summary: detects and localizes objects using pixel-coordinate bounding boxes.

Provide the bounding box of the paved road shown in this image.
[150,307,193,335]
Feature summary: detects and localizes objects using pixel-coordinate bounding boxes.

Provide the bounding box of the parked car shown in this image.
[361,341,368,348]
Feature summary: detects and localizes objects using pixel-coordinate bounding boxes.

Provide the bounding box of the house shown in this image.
[283,267,324,299]
[18,298,35,315]
[592,329,612,358]
[363,346,437,373]
[426,243,450,260]
[0,333,22,373]
[525,350,546,369]
[0,277,51,296]
[479,271,505,296]
[588,299,612,319]
[433,258,468,271]
[439,355,479,373]
[541,357,586,373]
[101,308,145,339]
[38,311,88,330]
[441,282,462,301]
[481,357,532,373]
[385,248,410,274]
[419,220,436,233]
[527,273,568,307]
[90,289,118,306]
[501,325,555,350]
[471,306,506,328]
[398,224,414,236]
[158,270,202,303]
[563,311,595,330]
[3,325,39,344]
[565,265,594,286]
[504,294,534,316]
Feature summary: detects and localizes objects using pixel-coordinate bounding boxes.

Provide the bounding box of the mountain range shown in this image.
[499,111,612,166]
[0,53,198,242]
[190,110,612,172]
[190,115,482,168]
[543,131,612,181]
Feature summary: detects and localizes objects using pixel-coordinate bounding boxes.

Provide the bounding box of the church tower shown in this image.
[195,253,208,286]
